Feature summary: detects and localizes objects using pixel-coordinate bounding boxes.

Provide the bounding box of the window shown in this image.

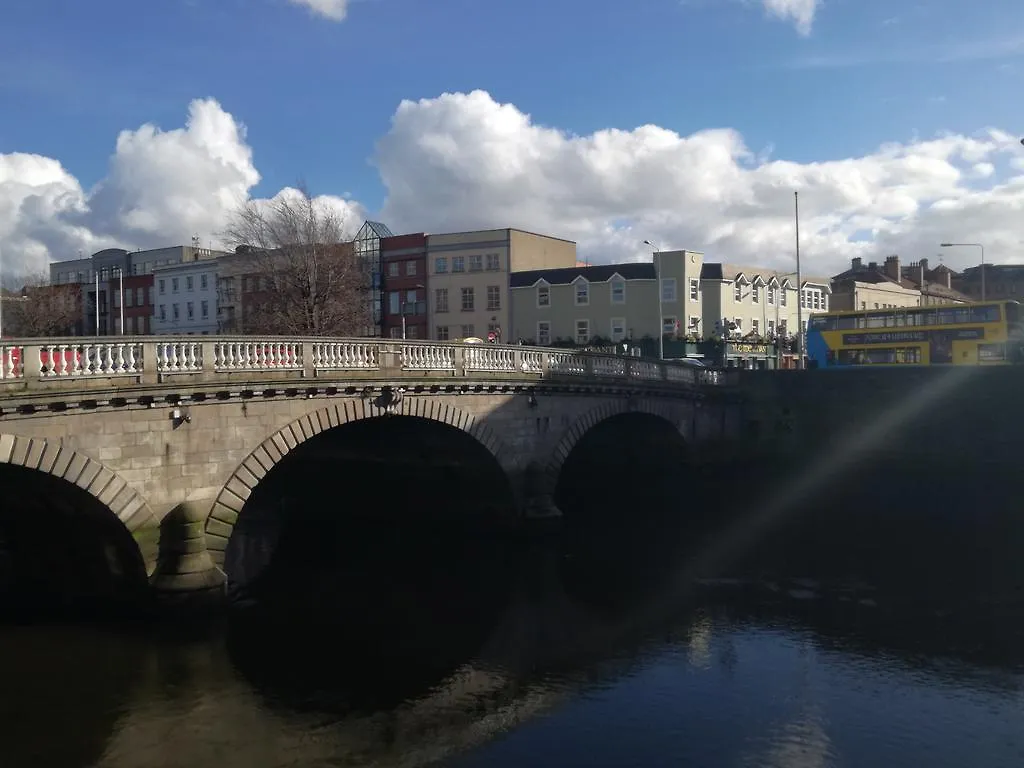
[461,324,474,338]
[461,287,474,311]
[201,300,209,319]
[734,283,742,301]
[662,316,677,336]
[435,288,449,313]
[768,286,775,305]
[469,254,483,272]
[452,256,465,273]
[201,274,208,290]
[389,327,402,339]
[486,253,500,270]
[126,290,134,308]
[435,257,448,274]
[752,319,760,335]
[752,285,760,303]
[172,304,180,320]
[436,325,450,340]
[768,319,776,335]
[486,285,501,311]
[406,260,418,276]
[662,278,677,302]
[575,319,590,344]
[780,288,787,307]
[734,318,742,331]
[611,279,625,304]
[689,279,699,301]
[137,287,145,306]
[388,262,400,277]
[147,287,154,305]
[537,284,550,307]
[186,276,194,291]
[187,302,194,320]
[537,321,551,345]
[689,316,700,331]
[159,279,166,295]
[159,305,166,321]
[172,278,179,293]
[611,317,626,341]
[407,325,420,339]
[388,291,400,315]
[575,280,589,306]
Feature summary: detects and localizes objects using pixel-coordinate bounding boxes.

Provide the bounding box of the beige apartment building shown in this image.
[700,263,831,339]
[427,229,577,341]
[509,250,705,344]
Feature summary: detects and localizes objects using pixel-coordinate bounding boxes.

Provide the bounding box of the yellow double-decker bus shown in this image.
[806,301,1024,368]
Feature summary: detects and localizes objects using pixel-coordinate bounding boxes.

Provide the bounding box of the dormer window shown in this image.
[575,279,589,306]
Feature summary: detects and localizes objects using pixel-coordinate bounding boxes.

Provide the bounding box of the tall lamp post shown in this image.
[794,191,804,369]
[113,266,125,335]
[940,242,985,301]
[642,239,664,360]
[401,283,425,340]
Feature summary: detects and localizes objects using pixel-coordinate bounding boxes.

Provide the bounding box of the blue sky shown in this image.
[2,0,1024,273]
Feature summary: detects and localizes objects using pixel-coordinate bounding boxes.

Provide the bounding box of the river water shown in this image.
[3,492,1024,768]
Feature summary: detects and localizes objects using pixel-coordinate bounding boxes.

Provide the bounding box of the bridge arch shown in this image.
[0,432,160,577]
[204,398,513,566]
[535,399,692,499]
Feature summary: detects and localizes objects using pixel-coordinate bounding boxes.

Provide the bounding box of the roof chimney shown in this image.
[851,257,862,270]
[884,255,901,281]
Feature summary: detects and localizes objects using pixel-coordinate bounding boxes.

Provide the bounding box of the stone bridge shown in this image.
[0,336,741,597]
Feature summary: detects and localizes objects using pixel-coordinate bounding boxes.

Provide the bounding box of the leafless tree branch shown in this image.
[2,274,81,337]
[221,187,372,336]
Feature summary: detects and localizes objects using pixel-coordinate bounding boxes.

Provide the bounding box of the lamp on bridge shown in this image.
[170,407,190,428]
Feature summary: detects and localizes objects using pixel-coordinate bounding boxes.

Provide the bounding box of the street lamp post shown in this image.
[401,283,425,340]
[940,243,985,301]
[794,191,804,369]
[643,239,664,360]
[113,266,125,335]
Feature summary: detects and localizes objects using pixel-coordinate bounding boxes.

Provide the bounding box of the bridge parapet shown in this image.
[0,336,732,394]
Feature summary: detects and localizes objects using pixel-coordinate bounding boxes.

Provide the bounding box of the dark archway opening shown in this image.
[0,464,149,621]
[553,412,722,614]
[222,416,523,714]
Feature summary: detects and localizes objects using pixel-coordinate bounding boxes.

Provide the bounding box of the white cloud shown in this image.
[375,90,1024,276]
[4,89,1024,282]
[286,0,348,21]
[761,0,820,35]
[0,99,362,277]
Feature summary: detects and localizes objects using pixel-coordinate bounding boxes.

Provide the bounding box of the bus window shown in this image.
[970,305,1000,323]
[836,315,857,330]
[838,347,922,365]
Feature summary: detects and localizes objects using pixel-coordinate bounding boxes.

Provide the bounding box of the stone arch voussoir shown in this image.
[0,432,160,577]
[204,398,512,566]
[538,398,691,496]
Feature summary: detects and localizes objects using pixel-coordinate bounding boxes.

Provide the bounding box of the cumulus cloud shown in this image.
[4,89,1024,282]
[286,0,348,21]
[761,0,821,35]
[0,99,362,277]
[376,90,1024,276]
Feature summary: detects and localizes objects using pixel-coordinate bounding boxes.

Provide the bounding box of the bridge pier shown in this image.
[150,500,224,605]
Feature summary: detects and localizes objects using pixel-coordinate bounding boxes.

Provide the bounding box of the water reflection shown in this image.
[4,482,1024,767]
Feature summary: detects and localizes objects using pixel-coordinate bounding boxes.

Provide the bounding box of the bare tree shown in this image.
[3,274,81,337]
[222,188,371,336]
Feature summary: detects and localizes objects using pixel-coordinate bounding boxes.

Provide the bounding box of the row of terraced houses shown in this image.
[32,220,1004,365]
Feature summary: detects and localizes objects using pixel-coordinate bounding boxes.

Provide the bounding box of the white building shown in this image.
[152,259,219,335]
[699,263,831,340]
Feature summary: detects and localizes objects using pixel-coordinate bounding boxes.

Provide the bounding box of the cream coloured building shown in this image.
[509,250,706,344]
[699,263,832,339]
[427,229,577,341]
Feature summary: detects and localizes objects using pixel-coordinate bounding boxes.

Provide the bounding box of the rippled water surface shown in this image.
[4,523,1024,768]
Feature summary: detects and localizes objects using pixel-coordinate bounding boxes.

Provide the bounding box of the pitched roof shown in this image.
[701,262,829,287]
[510,262,654,288]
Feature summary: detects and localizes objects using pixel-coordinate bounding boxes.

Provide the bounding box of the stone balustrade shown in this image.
[0,336,731,390]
